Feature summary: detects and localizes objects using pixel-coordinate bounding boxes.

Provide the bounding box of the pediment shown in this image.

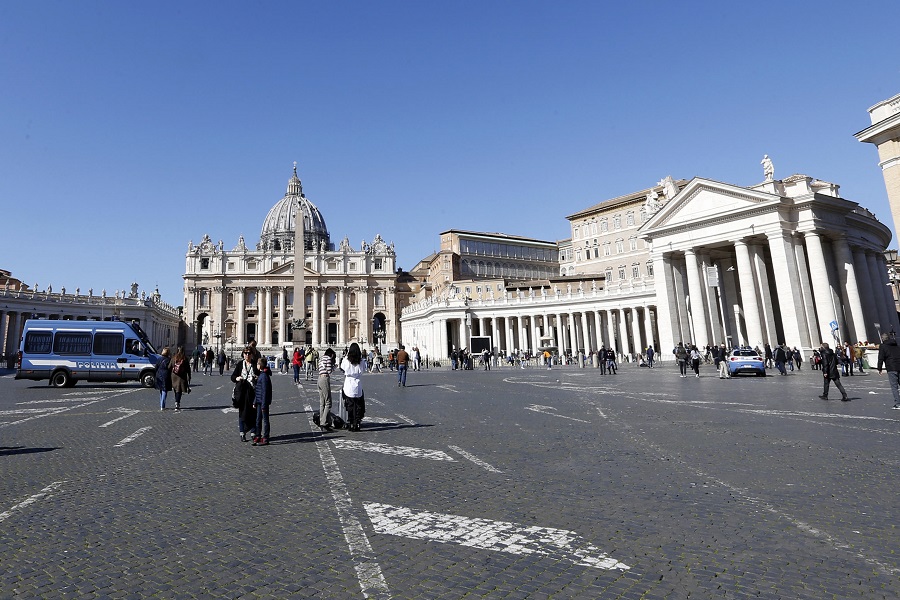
[641,178,780,232]
[264,260,317,276]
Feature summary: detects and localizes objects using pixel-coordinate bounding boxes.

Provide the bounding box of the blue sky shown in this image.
[2,1,898,306]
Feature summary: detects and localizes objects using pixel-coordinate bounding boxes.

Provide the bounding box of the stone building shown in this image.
[182,165,402,356]
[400,166,897,361]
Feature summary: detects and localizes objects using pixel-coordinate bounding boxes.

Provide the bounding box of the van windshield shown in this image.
[127,321,158,355]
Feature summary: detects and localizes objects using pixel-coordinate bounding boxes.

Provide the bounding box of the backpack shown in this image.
[172,359,184,375]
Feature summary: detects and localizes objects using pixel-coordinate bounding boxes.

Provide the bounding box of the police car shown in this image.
[727,348,766,377]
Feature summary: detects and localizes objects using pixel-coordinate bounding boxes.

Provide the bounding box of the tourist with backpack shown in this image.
[170,347,191,411]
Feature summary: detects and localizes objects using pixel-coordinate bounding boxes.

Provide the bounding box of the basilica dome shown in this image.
[259,164,331,253]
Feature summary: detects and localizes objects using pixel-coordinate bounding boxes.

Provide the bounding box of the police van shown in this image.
[15,319,162,388]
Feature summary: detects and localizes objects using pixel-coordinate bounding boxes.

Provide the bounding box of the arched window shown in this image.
[327,291,337,305]
[350,292,357,307]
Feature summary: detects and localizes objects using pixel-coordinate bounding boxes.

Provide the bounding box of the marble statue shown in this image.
[761,154,774,181]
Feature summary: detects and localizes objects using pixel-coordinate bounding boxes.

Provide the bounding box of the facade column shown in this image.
[236,288,246,346]
[803,231,838,344]
[653,253,678,353]
[734,240,765,347]
[866,252,893,335]
[555,313,566,354]
[630,307,641,354]
[851,248,879,342]
[593,311,603,351]
[749,243,777,345]
[683,249,710,346]
[832,236,867,344]
[766,232,806,347]
[580,312,591,353]
[606,310,617,353]
[520,316,529,353]
[617,309,630,357]
[532,315,541,351]
[643,305,655,353]
[791,236,818,348]
[491,317,500,353]
[263,287,273,345]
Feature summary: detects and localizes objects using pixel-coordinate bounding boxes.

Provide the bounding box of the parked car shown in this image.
[727,348,766,377]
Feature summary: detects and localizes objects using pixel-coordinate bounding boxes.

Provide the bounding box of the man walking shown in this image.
[396,344,409,387]
[819,342,849,401]
[876,332,900,410]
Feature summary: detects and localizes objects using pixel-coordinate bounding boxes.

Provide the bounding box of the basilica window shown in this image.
[306,292,313,307]
[227,292,234,308]
[286,291,294,307]
[228,262,235,271]
[199,291,209,308]
[575,249,582,262]
[328,291,337,306]
[245,290,257,307]
[605,268,612,281]
[374,258,383,270]
[272,293,279,308]
[200,258,210,270]
[247,260,257,271]
[590,222,597,236]
[350,292,357,307]
[349,262,357,271]
[375,291,384,307]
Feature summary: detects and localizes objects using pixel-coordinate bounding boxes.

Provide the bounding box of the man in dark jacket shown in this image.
[876,333,900,410]
[819,342,849,401]
[773,344,788,375]
[252,358,272,445]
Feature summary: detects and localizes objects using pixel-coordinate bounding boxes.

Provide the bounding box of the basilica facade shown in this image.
[182,166,404,355]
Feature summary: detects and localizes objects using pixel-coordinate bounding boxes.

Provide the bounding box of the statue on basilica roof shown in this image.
[339,236,352,252]
[761,154,775,181]
[658,176,679,201]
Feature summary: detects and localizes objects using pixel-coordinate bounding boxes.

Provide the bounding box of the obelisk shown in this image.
[292,167,306,343]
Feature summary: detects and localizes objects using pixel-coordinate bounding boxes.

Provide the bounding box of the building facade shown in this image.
[855,92,900,241]
[182,166,402,355]
[400,168,897,362]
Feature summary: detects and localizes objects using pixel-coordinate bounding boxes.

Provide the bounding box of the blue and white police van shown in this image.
[15,319,162,388]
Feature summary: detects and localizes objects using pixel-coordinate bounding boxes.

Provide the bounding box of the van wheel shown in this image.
[141,371,156,388]
[51,370,71,388]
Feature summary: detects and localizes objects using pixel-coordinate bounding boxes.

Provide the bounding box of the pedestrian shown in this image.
[773,343,788,375]
[251,357,272,446]
[483,348,492,370]
[450,347,458,371]
[340,342,368,432]
[396,344,409,386]
[155,347,172,410]
[543,349,552,370]
[764,343,773,369]
[231,346,259,442]
[606,347,617,374]
[248,339,261,364]
[281,347,288,374]
[793,347,803,371]
[674,342,688,377]
[192,346,201,372]
[217,348,227,375]
[854,343,865,374]
[876,332,900,410]
[305,345,318,381]
[413,346,421,371]
[372,350,383,373]
[170,347,191,411]
[690,344,701,377]
[598,345,607,374]
[317,347,336,429]
[291,347,302,384]
[646,345,655,369]
[204,348,214,375]
[717,344,731,379]
[819,342,849,402]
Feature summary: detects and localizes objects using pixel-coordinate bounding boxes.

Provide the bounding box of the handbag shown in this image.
[231,382,242,408]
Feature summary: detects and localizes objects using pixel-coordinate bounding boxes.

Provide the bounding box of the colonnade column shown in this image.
[832,236,867,344]
[733,241,765,347]
[766,232,806,347]
[803,231,838,344]
[643,306,654,352]
[630,308,642,354]
[593,311,603,352]
[532,316,541,351]
[236,287,245,345]
[617,310,630,357]
[580,312,591,353]
[555,313,566,354]
[683,249,710,346]
[791,236,818,347]
[852,248,879,342]
[866,252,893,335]
[653,254,678,354]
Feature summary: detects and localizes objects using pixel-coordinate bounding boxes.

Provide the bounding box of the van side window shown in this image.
[53,333,92,355]
[94,333,125,356]
[125,339,143,355]
[24,332,52,354]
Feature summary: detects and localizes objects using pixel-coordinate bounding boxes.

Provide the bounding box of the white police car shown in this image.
[727,348,766,377]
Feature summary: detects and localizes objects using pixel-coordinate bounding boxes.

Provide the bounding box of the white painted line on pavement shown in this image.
[365,503,630,571]
[99,408,140,428]
[0,481,66,523]
[448,445,502,473]
[331,440,455,462]
[436,385,459,393]
[221,407,238,413]
[524,404,590,423]
[0,400,100,429]
[363,417,398,424]
[0,408,67,415]
[304,404,391,599]
[18,398,105,405]
[113,426,152,447]
[394,413,417,426]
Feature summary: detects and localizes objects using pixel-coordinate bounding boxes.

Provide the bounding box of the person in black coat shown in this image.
[876,332,900,410]
[155,347,172,410]
[819,342,849,401]
[230,346,260,442]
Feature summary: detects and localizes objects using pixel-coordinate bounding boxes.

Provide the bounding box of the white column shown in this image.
[653,253,678,353]
[832,236,867,344]
[630,307,641,354]
[683,249,710,346]
[554,313,565,354]
[520,316,529,353]
[734,240,765,348]
[791,237,817,348]
[593,311,604,351]
[851,248,879,343]
[236,288,245,346]
[617,309,629,356]
[339,286,348,346]
[867,252,893,336]
[643,306,654,353]
[578,312,590,353]
[605,310,617,352]
[491,317,500,353]
[766,232,805,347]
[532,315,541,350]
[803,231,837,344]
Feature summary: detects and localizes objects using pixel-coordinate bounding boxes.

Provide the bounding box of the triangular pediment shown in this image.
[264,260,318,276]
[641,178,781,233]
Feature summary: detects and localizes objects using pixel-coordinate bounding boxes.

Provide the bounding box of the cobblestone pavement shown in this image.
[1,362,899,599]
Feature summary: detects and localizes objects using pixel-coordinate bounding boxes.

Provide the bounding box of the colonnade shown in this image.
[653,231,898,355]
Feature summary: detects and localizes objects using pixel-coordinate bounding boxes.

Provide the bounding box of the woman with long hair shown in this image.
[170,347,191,411]
[340,342,368,432]
[231,346,260,441]
[155,347,172,410]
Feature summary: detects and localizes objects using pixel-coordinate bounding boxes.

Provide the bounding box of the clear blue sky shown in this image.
[2,1,898,306]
